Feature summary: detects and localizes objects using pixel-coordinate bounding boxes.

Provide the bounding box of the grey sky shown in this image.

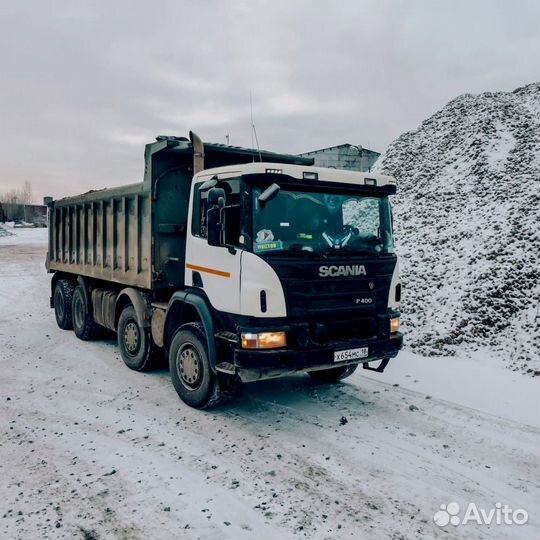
[0,0,538,202]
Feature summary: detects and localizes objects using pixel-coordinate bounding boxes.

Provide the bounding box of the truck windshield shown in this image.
[252,187,394,257]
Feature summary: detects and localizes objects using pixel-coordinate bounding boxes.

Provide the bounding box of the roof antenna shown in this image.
[250,90,262,162]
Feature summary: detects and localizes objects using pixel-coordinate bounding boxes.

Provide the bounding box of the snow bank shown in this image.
[0,223,48,245]
[375,83,540,373]
[0,227,13,238]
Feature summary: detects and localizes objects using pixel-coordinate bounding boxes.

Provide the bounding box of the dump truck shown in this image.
[46,132,403,408]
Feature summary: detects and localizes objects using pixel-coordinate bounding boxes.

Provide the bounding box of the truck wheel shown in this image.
[54,279,74,330]
[307,364,358,383]
[169,323,222,409]
[117,305,155,371]
[72,286,99,340]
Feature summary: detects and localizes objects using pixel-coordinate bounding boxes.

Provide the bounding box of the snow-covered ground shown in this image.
[1,228,539,540]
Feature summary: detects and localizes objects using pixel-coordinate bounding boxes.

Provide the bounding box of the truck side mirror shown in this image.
[207,187,226,247]
[258,183,280,208]
[199,177,217,192]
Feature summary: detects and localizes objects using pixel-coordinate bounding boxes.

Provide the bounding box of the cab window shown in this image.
[192,179,241,246]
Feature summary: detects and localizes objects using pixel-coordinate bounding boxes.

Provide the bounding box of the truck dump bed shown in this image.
[46,135,312,291]
[47,182,153,288]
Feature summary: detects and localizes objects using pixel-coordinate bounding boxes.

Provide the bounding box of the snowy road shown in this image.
[1,228,539,540]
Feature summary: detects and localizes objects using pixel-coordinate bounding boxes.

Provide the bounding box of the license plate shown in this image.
[334,347,369,362]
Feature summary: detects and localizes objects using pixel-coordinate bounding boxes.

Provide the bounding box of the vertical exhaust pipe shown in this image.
[189,131,205,174]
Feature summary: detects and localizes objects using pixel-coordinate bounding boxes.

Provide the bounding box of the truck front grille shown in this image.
[282,276,391,317]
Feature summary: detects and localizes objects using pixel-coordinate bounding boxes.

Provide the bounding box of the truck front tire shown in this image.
[169,323,222,409]
[54,279,74,330]
[117,305,155,371]
[72,286,99,340]
[307,364,358,383]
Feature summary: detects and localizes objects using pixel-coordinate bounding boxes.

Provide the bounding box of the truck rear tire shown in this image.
[54,279,74,330]
[307,364,358,383]
[169,323,222,409]
[72,286,99,340]
[117,305,156,371]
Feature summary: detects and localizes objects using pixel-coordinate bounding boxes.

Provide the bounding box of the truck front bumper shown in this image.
[232,333,403,383]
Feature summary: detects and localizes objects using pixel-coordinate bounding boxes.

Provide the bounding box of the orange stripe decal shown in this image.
[186,263,231,278]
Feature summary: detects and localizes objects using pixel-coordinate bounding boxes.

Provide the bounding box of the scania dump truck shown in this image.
[46,132,403,408]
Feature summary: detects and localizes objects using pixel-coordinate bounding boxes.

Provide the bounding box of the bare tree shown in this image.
[0,181,34,204]
[21,180,33,204]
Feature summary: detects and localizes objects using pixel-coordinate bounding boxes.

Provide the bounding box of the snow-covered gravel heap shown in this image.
[375,82,540,373]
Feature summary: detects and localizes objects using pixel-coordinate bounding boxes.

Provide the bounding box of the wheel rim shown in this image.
[55,289,65,320]
[177,344,202,389]
[73,295,84,329]
[124,321,140,355]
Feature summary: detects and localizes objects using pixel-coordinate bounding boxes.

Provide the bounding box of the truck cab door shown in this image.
[185,237,242,314]
[185,179,242,314]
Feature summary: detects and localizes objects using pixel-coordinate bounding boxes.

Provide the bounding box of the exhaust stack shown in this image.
[189,131,205,174]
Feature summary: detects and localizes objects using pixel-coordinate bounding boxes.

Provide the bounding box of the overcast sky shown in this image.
[0,0,538,202]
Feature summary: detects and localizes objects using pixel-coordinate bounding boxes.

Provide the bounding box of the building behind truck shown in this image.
[298,143,380,172]
[0,202,47,226]
[46,132,403,409]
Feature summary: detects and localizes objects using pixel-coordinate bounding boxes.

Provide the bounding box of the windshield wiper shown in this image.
[262,246,328,259]
[285,244,328,259]
[322,247,380,257]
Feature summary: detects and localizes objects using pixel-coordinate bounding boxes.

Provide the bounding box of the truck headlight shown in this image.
[390,317,400,333]
[241,331,287,349]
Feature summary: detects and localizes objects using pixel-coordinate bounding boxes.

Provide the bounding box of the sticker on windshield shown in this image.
[254,241,284,253]
[256,229,274,242]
